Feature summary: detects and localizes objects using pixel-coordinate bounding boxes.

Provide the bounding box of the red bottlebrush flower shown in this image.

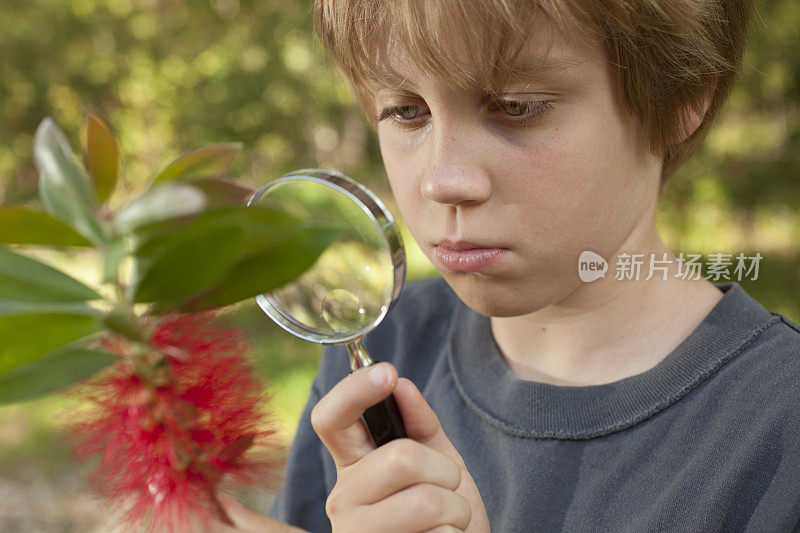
[69,313,284,532]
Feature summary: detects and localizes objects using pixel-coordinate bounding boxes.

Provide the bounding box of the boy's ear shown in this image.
[675,77,717,144]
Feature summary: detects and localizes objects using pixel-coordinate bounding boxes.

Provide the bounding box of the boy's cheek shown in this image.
[520,120,642,202]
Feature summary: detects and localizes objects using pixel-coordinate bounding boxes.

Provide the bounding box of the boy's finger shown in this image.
[333,437,462,506]
[356,482,472,532]
[392,378,492,531]
[311,362,399,468]
[392,378,467,469]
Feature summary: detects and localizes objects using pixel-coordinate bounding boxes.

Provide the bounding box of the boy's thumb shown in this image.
[391,377,467,468]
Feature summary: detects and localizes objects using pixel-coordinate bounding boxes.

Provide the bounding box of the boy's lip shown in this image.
[433,239,509,272]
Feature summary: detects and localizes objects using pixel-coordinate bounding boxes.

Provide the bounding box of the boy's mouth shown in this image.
[434,240,509,272]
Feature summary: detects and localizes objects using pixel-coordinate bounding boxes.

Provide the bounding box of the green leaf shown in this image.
[130,205,297,260]
[0,246,100,302]
[152,143,241,183]
[0,346,116,404]
[132,223,246,304]
[0,300,100,318]
[114,179,253,236]
[183,226,339,311]
[0,207,92,247]
[0,312,102,374]
[114,182,208,234]
[190,178,254,206]
[33,118,106,244]
[125,207,281,299]
[82,113,119,204]
[129,205,337,311]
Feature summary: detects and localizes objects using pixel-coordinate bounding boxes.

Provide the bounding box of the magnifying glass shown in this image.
[248,169,407,446]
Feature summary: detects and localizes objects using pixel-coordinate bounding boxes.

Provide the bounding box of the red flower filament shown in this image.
[71,313,282,532]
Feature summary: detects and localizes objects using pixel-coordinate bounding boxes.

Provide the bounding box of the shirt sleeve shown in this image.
[268,380,332,533]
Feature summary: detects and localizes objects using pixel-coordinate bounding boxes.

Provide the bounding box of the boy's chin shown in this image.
[438,272,555,318]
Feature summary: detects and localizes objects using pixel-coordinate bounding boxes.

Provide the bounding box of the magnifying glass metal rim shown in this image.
[248,168,406,345]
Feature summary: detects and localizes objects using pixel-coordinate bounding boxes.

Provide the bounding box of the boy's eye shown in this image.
[377,104,429,123]
[493,100,527,116]
[394,105,421,120]
[488,98,552,122]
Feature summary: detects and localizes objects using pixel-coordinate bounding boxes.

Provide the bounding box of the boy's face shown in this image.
[374,20,664,317]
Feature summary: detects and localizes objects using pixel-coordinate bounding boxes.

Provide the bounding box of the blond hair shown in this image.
[314,0,754,187]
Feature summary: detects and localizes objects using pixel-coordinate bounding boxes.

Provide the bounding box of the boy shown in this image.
[213,0,800,531]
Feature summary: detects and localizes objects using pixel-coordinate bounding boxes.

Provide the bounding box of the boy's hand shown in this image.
[204,493,308,532]
[311,362,491,532]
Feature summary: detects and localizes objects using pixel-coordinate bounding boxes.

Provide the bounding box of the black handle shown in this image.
[350,360,407,446]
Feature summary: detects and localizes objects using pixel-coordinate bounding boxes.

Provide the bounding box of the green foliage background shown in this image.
[0,0,798,523]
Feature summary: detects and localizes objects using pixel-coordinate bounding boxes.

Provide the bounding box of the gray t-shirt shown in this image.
[269,277,800,532]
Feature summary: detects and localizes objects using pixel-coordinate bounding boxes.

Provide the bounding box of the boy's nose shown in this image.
[420,128,492,207]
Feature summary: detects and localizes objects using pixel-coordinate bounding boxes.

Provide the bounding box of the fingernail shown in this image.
[368,364,388,388]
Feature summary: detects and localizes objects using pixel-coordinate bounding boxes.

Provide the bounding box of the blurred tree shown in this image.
[0,0,384,210]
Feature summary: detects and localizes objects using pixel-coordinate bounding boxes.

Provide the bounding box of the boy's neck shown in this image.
[489,234,724,387]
